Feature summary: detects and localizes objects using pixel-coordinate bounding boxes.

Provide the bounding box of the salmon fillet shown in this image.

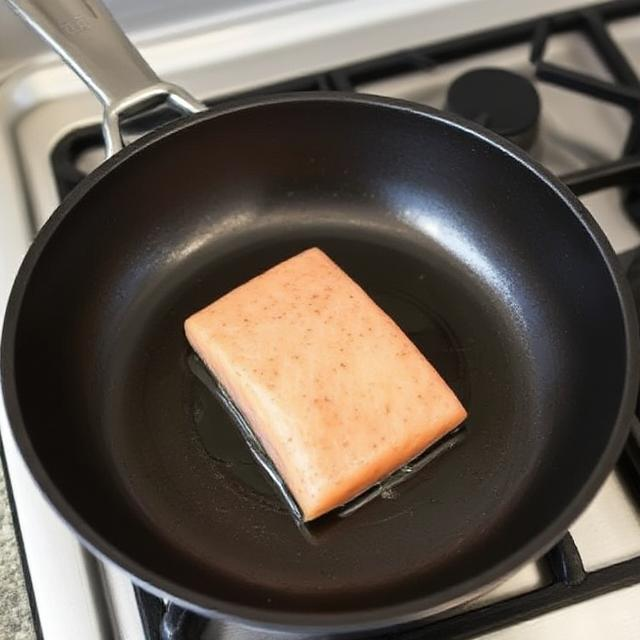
[184,248,467,521]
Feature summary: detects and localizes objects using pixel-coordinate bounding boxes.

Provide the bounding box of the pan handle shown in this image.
[7,0,206,157]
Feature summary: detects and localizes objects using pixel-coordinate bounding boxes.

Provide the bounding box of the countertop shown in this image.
[0,458,35,640]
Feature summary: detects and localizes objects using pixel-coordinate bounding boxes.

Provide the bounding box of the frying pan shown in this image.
[3,0,639,635]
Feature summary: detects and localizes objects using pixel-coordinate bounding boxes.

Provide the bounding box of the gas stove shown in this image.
[1,1,640,639]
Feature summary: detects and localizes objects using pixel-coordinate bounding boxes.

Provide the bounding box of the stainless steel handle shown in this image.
[8,0,206,156]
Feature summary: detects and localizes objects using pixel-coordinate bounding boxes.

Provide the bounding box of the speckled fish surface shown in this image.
[185,248,467,521]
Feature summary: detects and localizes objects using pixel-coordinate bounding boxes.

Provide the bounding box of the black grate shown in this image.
[49,1,640,638]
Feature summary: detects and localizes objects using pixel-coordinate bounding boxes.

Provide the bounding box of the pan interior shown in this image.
[10,98,628,618]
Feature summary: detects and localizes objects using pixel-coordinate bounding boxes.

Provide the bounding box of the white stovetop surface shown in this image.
[1,1,639,638]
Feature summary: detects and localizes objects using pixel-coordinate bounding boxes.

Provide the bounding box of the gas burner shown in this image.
[446,68,541,150]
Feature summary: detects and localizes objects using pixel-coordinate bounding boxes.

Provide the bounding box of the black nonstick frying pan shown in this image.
[3,0,639,636]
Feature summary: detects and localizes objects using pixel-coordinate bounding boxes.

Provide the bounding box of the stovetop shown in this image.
[1,1,640,639]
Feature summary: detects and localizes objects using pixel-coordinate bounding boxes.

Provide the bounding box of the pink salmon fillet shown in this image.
[184,247,467,521]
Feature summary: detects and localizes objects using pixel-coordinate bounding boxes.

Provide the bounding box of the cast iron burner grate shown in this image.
[49,1,640,638]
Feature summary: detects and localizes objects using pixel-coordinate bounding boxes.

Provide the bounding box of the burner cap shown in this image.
[446,68,541,150]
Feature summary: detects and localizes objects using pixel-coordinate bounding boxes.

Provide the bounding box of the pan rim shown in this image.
[2,91,638,633]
